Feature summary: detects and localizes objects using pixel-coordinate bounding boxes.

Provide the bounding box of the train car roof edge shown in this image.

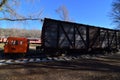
[44,18,120,31]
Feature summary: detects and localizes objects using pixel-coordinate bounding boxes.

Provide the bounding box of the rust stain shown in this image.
[4,37,29,54]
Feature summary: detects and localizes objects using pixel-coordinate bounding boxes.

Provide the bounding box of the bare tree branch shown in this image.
[0,0,7,8]
[111,0,120,28]
[0,18,43,21]
[56,5,70,21]
[0,0,42,20]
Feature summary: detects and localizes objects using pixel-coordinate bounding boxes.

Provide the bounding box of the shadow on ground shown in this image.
[0,57,119,73]
[0,48,120,73]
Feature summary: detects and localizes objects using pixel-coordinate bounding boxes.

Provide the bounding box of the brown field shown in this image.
[0,52,120,80]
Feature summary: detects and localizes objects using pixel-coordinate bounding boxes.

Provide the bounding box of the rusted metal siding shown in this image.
[41,18,120,54]
[4,37,29,54]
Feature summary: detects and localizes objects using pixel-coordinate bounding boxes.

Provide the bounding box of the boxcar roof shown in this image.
[44,18,120,31]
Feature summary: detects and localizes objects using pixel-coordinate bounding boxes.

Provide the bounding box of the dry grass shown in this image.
[0,65,119,80]
[0,43,4,50]
[0,53,120,80]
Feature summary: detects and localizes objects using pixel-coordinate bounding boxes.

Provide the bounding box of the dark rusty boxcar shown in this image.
[40,18,120,55]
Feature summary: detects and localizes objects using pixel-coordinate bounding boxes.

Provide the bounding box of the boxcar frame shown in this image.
[40,18,120,55]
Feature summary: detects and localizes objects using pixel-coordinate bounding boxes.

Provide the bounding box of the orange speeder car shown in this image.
[4,37,29,54]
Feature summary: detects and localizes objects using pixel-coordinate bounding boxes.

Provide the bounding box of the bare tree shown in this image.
[0,0,42,38]
[0,0,7,7]
[56,5,70,21]
[0,0,42,21]
[111,0,120,28]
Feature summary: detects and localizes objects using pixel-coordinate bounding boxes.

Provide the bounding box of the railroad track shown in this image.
[0,56,78,65]
[0,54,106,66]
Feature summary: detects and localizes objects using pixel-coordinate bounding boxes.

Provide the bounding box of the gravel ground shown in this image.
[0,52,120,80]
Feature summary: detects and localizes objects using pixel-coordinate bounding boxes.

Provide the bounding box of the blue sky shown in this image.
[0,0,115,30]
[40,0,114,29]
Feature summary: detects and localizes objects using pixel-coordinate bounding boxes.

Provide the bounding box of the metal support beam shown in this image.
[57,23,60,48]
[100,30,107,47]
[60,24,74,48]
[109,31,115,47]
[86,27,89,50]
[41,20,47,47]
[76,26,87,48]
[73,25,76,48]
[115,31,118,49]
[107,30,110,48]
[90,28,100,48]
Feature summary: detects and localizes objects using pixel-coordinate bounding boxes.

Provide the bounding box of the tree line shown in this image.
[0,28,41,38]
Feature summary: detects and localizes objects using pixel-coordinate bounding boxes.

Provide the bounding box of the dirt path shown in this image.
[0,53,120,80]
